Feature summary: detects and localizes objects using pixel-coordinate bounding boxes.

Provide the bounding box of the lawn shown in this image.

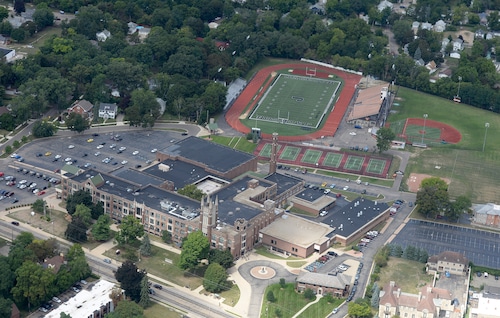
[144,301,187,318]
[391,87,500,202]
[8,208,69,237]
[205,135,258,154]
[261,284,315,318]
[377,257,432,294]
[297,296,343,318]
[104,242,204,289]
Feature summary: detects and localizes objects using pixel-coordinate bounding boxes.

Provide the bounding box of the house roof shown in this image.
[43,255,65,273]
[427,251,469,266]
[0,48,13,57]
[473,203,500,215]
[69,99,93,112]
[99,102,117,111]
[296,272,351,289]
[347,84,387,121]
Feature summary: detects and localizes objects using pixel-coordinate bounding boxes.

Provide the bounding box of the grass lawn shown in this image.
[205,135,258,154]
[391,87,500,202]
[261,284,315,318]
[144,301,187,318]
[220,283,241,306]
[286,261,307,268]
[297,296,343,318]
[8,208,69,237]
[104,243,204,289]
[254,246,301,261]
[377,257,432,294]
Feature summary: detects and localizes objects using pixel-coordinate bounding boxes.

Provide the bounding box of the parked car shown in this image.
[52,297,61,303]
[153,284,163,290]
[11,221,19,226]
[103,258,111,264]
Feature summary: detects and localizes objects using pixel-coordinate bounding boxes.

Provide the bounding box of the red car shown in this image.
[37,191,46,196]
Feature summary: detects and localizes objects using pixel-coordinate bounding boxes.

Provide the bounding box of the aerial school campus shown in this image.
[221,59,500,317]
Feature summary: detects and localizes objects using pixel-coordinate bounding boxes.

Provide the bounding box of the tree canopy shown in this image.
[115,261,145,303]
[179,231,210,270]
[116,215,144,245]
[376,127,396,153]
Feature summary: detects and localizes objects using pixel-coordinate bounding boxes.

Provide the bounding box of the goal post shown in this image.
[306,67,317,77]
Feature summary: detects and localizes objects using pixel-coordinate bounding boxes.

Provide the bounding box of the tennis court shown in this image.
[248,73,341,128]
[343,155,364,171]
[279,146,301,161]
[301,149,322,164]
[322,152,343,168]
[258,143,281,158]
[366,158,387,175]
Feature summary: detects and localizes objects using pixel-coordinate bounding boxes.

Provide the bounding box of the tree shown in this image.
[66,244,91,281]
[27,238,57,262]
[161,230,172,244]
[371,283,380,308]
[74,204,92,227]
[208,249,234,269]
[376,127,396,153]
[60,313,72,318]
[32,120,56,138]
[12,261,55,310]
[177,184,204,201]
[179,231,210,270]
[279,278,286,289]
[140,235,152,257]
[0,7,9,21]
[0,257,15,298]
[14,0,25,15]
[105,300,144,318]
[417,177,449,218]
[32,3,54,30]
[125,89,160,128]
[65,217,88,243]
[347,301,372,318]
[115,215,144,245]
[65,113,90,133]
[65,190,93,215]
[92,214,111,241]
[266,290,276,302]
[203,263,228,293]
[115,261,145,302]
[32,199,46,214]
[304,288,315,300]
[0,297,12,318]
[139,276,151,308]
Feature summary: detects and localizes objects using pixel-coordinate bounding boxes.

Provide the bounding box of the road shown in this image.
[0,221,234,318]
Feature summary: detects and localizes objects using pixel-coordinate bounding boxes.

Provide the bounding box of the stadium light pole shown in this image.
[422,113,428,144]
[482,122,490,152]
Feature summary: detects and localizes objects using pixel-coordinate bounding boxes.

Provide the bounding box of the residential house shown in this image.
[98,103,118,119]
[441,38,450,53]
[426,251,469,276]
[453,38,464,51]
[470,285,500,318]
[412,21,420,34]
[96,29,111,42]
[43,255,65,273]
[67,99,94,118]
[434,20,446,32]
[296,272,351,297]
[379,281,454,318]
[471,203,500,229]
[0,48,16,63]
[127,21,138,34]
[475,29,486,39]
[0,35,8,45]
[137,27,151,40]
[377,0,393,12]
[478,12,488,26]
[421,22,433,31]
[425,61,437,74]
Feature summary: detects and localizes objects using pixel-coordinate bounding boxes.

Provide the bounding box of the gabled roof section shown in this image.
[348,84,387,121]
[297,272,351,289]
[90,173,105,187]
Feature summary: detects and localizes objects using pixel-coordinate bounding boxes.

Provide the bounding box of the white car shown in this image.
[52,297,61,303]
[349,132,357,136]
[132,151,139,155]
[119,146,126,151]
[84,163,91,168]
[68,144,75,149]
[343,186,349,191]
[94,152,101,156]
[110,144,116,149]
[121,160,128,165]
[151,148,157,153]
[65,157,72,162]
[96,145,103,149]
[55,154,62,159]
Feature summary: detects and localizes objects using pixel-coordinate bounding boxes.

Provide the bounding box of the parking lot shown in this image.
[0,130,189,209]
[392,219,500,268]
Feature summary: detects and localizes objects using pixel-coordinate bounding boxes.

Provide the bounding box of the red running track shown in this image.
[225,63,362,142]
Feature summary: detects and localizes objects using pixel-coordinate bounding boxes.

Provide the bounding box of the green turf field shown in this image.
[323,153,343,168]
[366,158,387,174]
[249,74,341,128]
[259,143,281,158]
[279,146,301,161]
[403,125,441,144]
[344,155,364,171]
[390,87,500,202]
[301,149,322,164]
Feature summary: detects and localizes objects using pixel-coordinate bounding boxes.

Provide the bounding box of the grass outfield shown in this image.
[203,136,258,153]
[391,87,500,202]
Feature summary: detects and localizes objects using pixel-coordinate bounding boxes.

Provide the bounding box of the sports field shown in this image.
[248,74,341,129]
[390,87,500,202]
[253,142,392,178]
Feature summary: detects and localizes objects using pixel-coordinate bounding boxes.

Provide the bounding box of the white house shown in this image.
[434,20,446,32]
[453,38,464,51]
[421,22,433,30]
[137,27,151,40]
[412,21,420,33]
[98,103,118,120]
[0,48,16,63]
[377,0,393,12]
[96,30,111,42]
